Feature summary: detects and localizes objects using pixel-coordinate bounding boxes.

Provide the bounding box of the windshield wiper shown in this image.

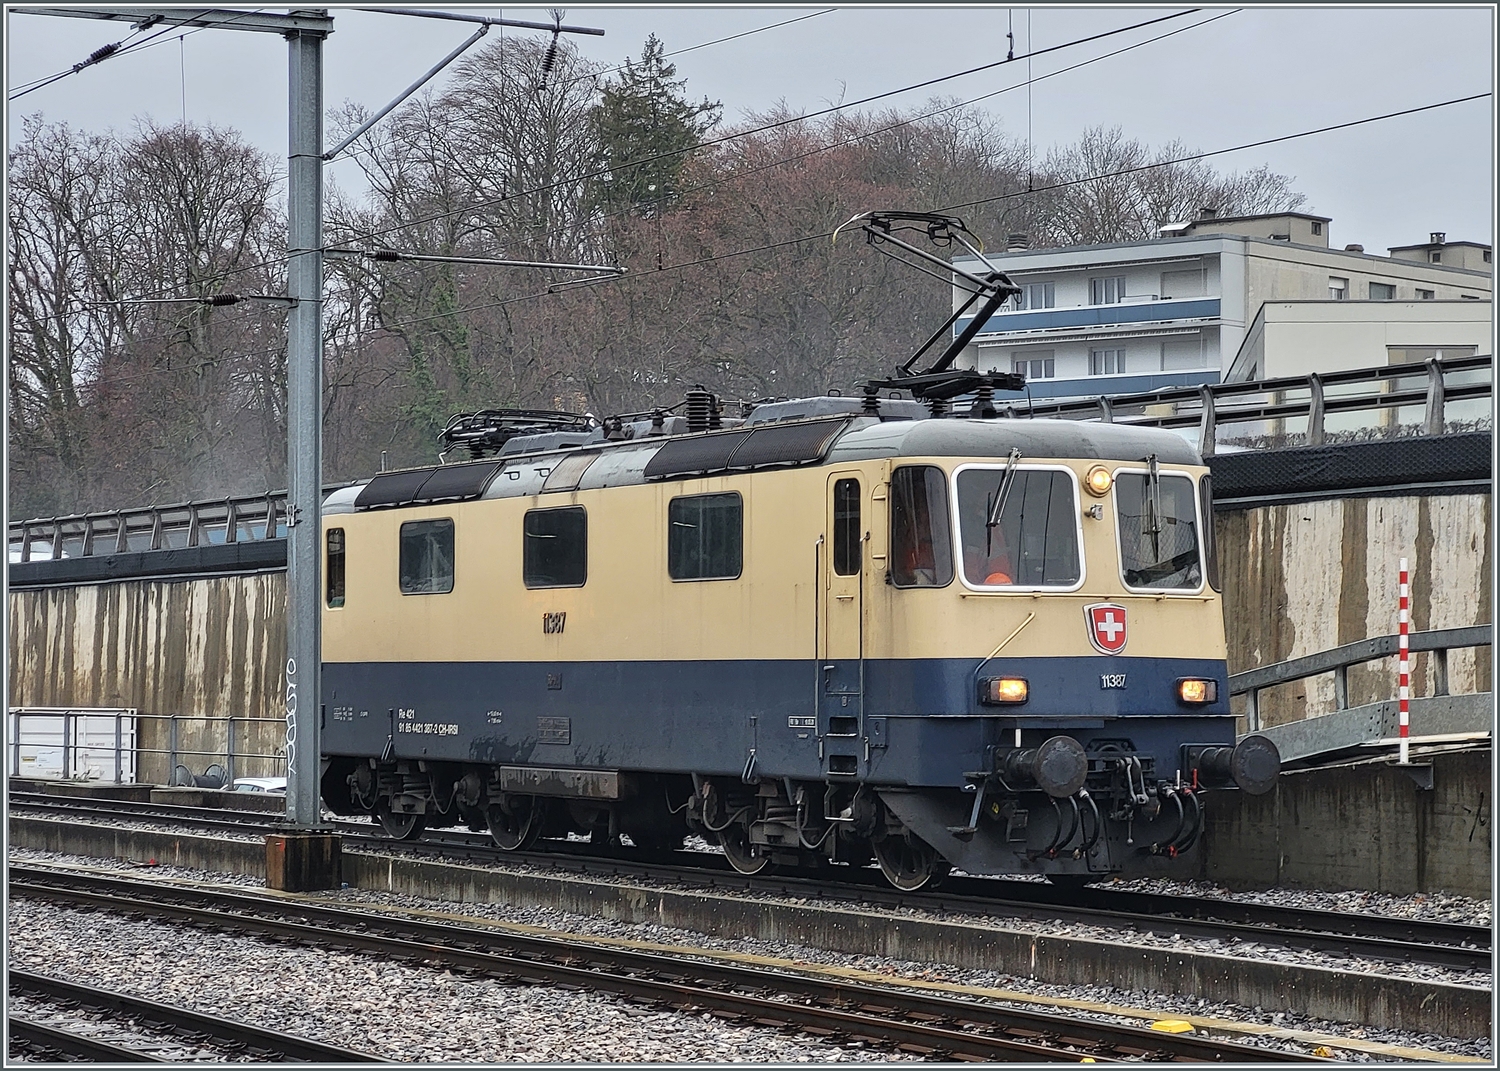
[985,448,1023,555]
[1144,454,1163,561]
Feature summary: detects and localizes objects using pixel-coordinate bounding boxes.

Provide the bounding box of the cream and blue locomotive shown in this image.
[318,402,1277,889]
[317,212,1278,890]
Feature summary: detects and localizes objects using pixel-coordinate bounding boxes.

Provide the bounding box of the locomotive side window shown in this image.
[833,478,861,575]
[955,468,1080,588]
[1200,473,1222,592]
[524,506,587,588]
[890,466,953,587]
[669,492,742,580]
[326,528,346,608]
[1116,473,1202,590]
[399,518,455,595]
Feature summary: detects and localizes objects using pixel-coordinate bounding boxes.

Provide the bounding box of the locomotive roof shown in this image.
[323,415,1201,515]
[826,418,1201,466]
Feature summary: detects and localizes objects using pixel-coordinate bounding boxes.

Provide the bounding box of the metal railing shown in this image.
[8,491,287,563]
[8,708,285,786]
[1005,353,1491,456]
[1228,624,1493,732]
[8,708,136,782]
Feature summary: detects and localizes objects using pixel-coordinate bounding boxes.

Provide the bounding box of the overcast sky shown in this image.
[5,4,1495,257]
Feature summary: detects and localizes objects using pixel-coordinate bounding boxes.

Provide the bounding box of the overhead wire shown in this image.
[8,21,177,100]
[53,85,1492,386]
[8,9,270,101]
[578,11,1241,232]
[15,16,1488,389]
[328,8,1205,254]
[336,88,1496,340]
[320,9,837,175]
[942,91,1494,215]
[322,8,1238,329]
[110,7,1208,307]
[56,7,855,305]
[551,7,838,94]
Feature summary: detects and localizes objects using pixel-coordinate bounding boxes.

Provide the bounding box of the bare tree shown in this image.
[8,117,285,514]
[1032,126,1305,245]
[8,117,126,514]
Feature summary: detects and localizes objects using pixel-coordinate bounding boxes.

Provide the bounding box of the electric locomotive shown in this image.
[316,212,1279,890]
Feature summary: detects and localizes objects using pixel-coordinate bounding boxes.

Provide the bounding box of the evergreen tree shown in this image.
[594,35,720,218]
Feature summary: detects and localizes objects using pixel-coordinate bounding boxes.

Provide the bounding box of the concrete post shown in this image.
[285,22,326,826]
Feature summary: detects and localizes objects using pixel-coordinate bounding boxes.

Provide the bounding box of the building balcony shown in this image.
[956,296,1222,337]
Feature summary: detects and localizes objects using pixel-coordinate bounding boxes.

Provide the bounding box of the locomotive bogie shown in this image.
[320,415,1272,888]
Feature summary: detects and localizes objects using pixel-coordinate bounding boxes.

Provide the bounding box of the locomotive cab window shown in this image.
[669,492,742,580]
[954,466,1081,589]
[399,518,455,595]
[524,506,587,588]
[890,466,953,587]
[833,478,861,575]
[326,528,346,608]
[1116,470,1202,591]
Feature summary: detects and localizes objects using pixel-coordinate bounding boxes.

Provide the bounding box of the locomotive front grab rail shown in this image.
[1228,624,1493,731]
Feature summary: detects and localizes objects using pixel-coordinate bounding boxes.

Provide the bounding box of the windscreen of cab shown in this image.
[954,466,1081,588]
[1115,471,1203,590]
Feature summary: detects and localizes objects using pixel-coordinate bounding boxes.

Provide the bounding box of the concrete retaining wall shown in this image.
[7,574,287,784]
[1201,748,1492,898]
[1220,492,1491,730]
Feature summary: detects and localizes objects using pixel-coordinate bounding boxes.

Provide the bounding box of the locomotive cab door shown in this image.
[820,473,865,776]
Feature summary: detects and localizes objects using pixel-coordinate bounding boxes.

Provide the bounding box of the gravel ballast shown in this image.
[5,893,912,1063]
[8,848,1491,1062]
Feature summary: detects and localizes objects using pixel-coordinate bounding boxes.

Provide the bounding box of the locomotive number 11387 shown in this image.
[1100,673,1127,689]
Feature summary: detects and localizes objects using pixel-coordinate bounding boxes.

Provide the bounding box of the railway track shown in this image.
[8,863,1324,1062]
[10,790,1490,971]
[7,970,385,1063]
[8,1015,169,1062]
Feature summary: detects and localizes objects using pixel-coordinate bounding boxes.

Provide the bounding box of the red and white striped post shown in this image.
[1398,557,1410,765]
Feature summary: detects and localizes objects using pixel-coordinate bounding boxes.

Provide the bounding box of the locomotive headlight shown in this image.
[1084,465,1113,497]
[980,677,1029,705]
[1177,678,1218,704]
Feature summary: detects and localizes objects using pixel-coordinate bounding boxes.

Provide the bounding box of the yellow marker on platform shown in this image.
[1151,1020,1195,1034]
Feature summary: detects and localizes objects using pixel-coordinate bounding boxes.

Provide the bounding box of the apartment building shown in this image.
[951,212,1492,399]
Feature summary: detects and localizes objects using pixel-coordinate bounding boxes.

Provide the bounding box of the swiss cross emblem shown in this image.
[1085,603,1128,655]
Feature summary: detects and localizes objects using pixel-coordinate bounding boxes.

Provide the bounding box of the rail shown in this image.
[8,708,284,786]
[1228,625,1492,732]
[1007,353,1491,456]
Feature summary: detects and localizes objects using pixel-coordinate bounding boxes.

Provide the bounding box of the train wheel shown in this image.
[718,821,771,875]
[872,830,950,891]
[374,804,426,841]
[487,795,544,851]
